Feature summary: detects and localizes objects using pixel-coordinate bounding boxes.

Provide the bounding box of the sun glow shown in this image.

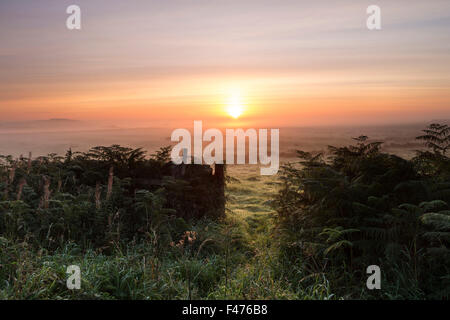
[226,93,245,119]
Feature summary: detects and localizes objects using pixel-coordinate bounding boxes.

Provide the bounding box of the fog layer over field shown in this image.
[0,119,443,160]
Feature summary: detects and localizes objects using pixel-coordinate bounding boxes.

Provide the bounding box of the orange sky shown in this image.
[1,0,450,128]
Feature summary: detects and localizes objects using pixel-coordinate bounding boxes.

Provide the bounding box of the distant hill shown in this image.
[0,119,116,132]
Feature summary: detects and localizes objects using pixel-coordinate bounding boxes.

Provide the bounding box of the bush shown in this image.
[274,126,450,299]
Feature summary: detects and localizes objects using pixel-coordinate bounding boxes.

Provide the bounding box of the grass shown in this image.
[208,164,338,300]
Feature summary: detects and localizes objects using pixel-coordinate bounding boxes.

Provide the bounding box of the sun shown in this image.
[227,104,243,119]
[226,93,245,119]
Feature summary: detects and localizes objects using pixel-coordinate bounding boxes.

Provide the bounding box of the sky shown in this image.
[1,0,450,128]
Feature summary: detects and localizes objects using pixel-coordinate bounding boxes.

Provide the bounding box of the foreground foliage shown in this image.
[274,123,450,299]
